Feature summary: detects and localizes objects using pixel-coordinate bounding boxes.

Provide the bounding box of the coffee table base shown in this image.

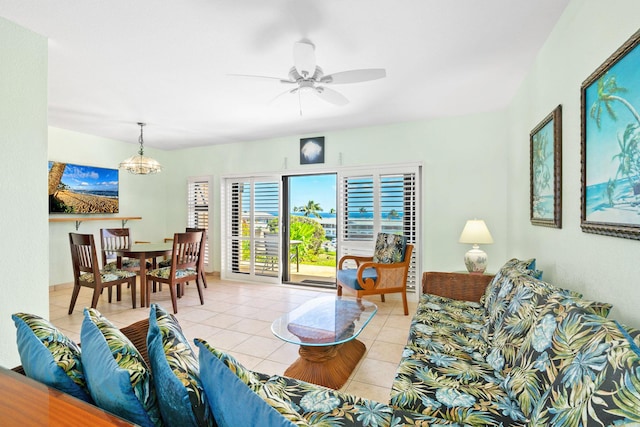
[284,339,366,389]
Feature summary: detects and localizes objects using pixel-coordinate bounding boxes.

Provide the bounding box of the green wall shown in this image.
[506,0,640,326]
[0,17,48,367]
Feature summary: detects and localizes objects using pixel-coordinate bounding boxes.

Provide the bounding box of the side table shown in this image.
[422,271,495,302]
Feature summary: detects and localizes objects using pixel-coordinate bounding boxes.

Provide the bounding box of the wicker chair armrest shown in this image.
[338,254,374,269]
[355,261,408,291]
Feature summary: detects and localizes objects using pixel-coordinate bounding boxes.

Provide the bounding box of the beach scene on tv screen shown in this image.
[48,161,119,214]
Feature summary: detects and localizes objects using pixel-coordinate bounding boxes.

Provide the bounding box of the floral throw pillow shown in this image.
[372,233,407,264]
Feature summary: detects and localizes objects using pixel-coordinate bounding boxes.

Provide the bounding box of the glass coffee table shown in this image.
[271,296,377,389]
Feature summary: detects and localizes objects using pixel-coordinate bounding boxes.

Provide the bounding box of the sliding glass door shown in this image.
[221,164,420,293]
[222,176,281,283]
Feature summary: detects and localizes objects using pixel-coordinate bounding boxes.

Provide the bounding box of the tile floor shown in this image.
[49,276,417,403]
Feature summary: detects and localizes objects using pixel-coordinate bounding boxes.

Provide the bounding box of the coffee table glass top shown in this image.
[271,296,377,346]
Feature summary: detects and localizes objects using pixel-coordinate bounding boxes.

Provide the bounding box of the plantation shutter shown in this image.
[337,165,420,293]
[187,177,210,267]
[222,176,281,283]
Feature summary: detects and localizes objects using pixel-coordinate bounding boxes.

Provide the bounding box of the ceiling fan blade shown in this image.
[228,73,295,84]
[315,86,349,106]
[320,68,386,84]
[293,41,316,78]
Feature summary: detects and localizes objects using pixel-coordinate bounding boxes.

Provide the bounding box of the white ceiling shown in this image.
[1,0,569,150]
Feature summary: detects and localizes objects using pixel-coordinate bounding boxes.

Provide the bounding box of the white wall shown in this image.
[0,17,48,367]
[163,112,510,276]
[48,127,170,285]
[507,0,640,327]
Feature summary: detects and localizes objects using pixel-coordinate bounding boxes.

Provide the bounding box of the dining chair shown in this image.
[336,233,414,315]
[100,228,142,272]
[68,232,137,314]
[146,231,204,314]
[159,228,208,288]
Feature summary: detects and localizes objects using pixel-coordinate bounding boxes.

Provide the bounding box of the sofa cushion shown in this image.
[81,308,162,427]
[336,267,377,290]
[409,293,488,356]
[390,341,526,424]
[480,258,535,309]
[194,338,305,427]
[372,233,407,263]
[12,312,92,403]
[500,294,613,419]
[260,374,394,427]
[147,304,214,427]
[528,319,640,425]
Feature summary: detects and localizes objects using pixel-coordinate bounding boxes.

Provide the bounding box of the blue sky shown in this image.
[289,174,336,212]
[49,162,119,191]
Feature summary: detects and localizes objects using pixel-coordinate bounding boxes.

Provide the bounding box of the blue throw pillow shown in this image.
[80,308,162,427]
[12,312,92,403]
[147,304,215,426]
[194,339,301,427]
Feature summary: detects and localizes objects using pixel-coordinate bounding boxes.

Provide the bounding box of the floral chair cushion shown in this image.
[12,312,92,403]
[148,266,197,280]
[80,269,136,283]
[527,319,640,425]
[372,233,407,264]
[80,308,162,427]
[147,304,214,427]
[104,258,153,271]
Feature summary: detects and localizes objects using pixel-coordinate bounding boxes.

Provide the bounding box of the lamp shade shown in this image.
[459,219,493,245]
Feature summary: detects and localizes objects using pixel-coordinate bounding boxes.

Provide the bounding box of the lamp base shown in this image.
[464,245,488,274]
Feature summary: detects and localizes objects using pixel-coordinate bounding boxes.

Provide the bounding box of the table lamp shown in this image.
[458,219,493,274]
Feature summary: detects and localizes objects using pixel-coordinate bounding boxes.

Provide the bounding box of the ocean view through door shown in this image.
[283,174,337,288]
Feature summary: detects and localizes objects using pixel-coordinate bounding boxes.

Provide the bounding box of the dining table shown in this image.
[113,242,173,308]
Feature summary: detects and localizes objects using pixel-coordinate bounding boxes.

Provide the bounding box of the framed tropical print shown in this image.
[530,105,562,228]
[581,29,640,240]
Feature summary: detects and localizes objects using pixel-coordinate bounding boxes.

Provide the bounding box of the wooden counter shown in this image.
[0,367,133,426]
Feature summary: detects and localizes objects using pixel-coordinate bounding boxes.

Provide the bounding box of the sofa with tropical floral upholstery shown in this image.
[12,257,640,426]
[389,258,640,426]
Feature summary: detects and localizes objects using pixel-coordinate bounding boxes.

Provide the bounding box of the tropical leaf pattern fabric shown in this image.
[12,312,92,402]
[194,339,308,426]
[80,268,136,283]
[527,318,640,425]
[83,308,163,427]
[390,290,528,425]
[148,304,214,426]
[260,375,395,427]
[372,233,407,264]
[148,266,197,280]
[501,295,615,419]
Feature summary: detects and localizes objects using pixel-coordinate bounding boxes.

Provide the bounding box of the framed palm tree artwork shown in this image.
[581,28,640,240]
[530,105,562,228]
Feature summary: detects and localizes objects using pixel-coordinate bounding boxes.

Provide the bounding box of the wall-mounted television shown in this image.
[48,161,119,214]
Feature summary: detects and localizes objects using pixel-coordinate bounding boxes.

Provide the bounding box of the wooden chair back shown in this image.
[147,231,203,314]
[68,232,137,314]
[170,231,202,271]
[100,228,131,265]
[69,232,101,276]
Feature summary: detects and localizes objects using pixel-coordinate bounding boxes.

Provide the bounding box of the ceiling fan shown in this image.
[233,41,386,113]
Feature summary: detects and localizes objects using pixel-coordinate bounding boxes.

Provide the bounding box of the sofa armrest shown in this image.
[422,271,494,302]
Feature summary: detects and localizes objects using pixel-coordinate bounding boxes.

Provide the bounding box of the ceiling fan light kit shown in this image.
[235,40,386,111]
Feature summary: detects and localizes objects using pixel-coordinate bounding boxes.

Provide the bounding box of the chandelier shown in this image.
[119,122,163,175]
